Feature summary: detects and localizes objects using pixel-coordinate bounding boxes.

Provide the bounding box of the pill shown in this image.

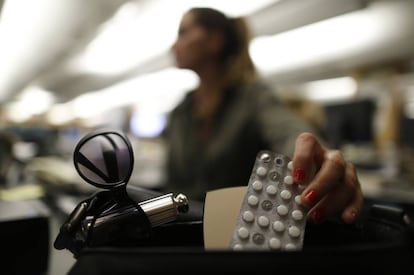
[266,185,277,195]
[256,166,267,177]
[252,180,263,191]
[280,190,292,200]
[257,216,270,227]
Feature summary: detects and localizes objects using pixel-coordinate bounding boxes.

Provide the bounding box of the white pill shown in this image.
[287,161,293,170]
[252,180,263,191]
[266,185,277,195]
[284,175,293,185]
[272,221,285,232]
[247,195,259,206]
[257,216,270,227]
[277,205,288,216]
[237,227,249,239]
[294,195,302,205]
[269,238,281,250]
[285,243,297,251]
[233,243,243,250]
[288,226,301,238]
[256,166,267,177]
[280,190,291,200]
[242,211,254,222]
[292,210,304,221]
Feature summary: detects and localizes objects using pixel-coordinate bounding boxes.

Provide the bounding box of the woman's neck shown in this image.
[192,64,227,120]
[196,63,227,93]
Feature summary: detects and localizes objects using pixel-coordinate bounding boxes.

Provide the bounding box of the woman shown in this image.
[163,7,363,224]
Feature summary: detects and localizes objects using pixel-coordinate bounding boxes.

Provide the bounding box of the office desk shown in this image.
[0,199,50,275]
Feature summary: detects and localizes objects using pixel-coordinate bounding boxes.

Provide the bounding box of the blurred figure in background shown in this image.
[162,7,362,224]
[0,130,19,186]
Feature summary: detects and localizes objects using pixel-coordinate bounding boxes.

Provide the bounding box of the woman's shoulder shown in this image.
[238,79,281,102]
[235,78,274,94]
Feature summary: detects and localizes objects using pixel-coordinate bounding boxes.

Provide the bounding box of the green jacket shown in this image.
[162,80,317,201]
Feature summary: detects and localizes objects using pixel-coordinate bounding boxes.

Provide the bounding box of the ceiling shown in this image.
[0,0,413,106]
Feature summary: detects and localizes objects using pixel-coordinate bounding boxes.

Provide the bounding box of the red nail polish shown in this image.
[305,190,317,203]
[293,168,306,182]
[313,209,325,223]
[349,210,357,222]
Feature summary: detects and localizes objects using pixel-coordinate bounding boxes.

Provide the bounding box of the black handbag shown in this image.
[65,195,414,275]
[54,129,414,274]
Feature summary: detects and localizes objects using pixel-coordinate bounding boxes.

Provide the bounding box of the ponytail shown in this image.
[226,16,257,84]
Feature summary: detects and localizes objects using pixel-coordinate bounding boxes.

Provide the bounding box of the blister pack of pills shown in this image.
[229,150,307,251]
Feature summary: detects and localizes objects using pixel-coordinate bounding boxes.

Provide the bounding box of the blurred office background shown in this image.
[0,0,413,274]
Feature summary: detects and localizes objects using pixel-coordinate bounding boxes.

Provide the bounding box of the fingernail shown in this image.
[312,209,325,223]
[305,190,317,203]
[293,168,306,182]
[349,210,357,222]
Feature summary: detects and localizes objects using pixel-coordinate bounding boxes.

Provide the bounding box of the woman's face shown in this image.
[172,12,216,71]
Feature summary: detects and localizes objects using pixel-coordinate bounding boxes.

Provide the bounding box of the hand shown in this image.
[292,132,364,224]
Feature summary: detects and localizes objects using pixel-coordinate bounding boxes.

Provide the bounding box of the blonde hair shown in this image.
[226,17,257,84]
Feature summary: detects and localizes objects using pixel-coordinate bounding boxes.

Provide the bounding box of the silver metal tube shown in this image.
[139,193,188,227]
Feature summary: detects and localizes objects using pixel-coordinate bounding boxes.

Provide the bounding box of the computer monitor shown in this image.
[129,111,167,139]
[399,115,414,148]
[323,98,376,148]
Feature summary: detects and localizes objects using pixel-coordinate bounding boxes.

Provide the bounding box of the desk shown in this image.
[0,199,50,275]
[358,169,414,204]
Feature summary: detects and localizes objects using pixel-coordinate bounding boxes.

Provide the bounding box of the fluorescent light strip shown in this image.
[302,77,357,102]
[46,67,198,126]
[250,1,405,76]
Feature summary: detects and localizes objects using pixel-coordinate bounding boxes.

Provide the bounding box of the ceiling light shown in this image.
[3,85,55,123]
[301,76,357,102]
[250,1,409,76]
